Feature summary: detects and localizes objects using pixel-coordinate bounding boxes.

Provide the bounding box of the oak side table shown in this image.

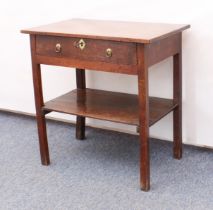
[21,19,190,191]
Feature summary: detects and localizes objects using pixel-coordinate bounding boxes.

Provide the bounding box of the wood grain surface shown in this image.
[21,19,190,43]
[43,88,178,126]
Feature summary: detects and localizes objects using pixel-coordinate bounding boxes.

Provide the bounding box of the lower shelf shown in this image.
[43,88,178,126]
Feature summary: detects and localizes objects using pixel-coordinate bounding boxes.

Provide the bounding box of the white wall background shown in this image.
[0,0,213,147]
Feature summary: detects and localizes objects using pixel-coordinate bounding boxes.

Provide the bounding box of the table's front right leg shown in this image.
[137,44,150,191]
[30,35,50,165]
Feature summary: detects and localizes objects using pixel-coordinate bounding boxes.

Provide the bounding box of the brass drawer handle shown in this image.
[106,48,112,57]
[75,39,86,50]
[55,43,62,53]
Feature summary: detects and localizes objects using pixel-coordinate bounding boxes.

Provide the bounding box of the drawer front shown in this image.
[36,35,137,66]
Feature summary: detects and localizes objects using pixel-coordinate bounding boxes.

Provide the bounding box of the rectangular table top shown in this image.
[21,19,190,43]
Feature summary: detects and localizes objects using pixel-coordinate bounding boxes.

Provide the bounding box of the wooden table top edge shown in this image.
[20,19,190,44]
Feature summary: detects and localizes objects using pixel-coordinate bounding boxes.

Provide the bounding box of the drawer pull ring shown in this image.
[106,48,112,57]
[55,43,62,53]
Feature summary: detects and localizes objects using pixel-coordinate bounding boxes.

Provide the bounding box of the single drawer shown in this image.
[36,35,137,66]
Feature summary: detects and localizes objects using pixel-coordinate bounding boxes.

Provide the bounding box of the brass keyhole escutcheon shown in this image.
[55,43,62,53]
[78,39,86,50]
[106,48,112,57]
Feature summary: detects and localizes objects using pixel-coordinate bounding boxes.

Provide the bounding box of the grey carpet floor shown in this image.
[0,112,212,210]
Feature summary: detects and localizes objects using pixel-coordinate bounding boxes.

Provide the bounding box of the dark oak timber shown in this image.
[137,44,150,191]
[43,89,178,126]
[36,36,137,65]
[147,33,181,66]
[21,19,189,44]
[173,35,182,159]
[22,19,190,191]
[30,35,50,165]
[76,68,86,140]
[35,55,137,75]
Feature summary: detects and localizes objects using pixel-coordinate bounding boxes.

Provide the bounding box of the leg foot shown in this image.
[37,114,50,165]
[76,116,85,140]
[140,182,150,191]
[140,131,150,192]
[173,107,182,159]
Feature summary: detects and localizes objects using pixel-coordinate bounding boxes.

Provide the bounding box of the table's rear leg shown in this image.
[30,35,50,165]
[173,50,182,159]
[76,68,86,140]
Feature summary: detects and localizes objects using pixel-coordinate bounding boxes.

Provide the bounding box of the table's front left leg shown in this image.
[30,35,50,165]
[137,44,150,191]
